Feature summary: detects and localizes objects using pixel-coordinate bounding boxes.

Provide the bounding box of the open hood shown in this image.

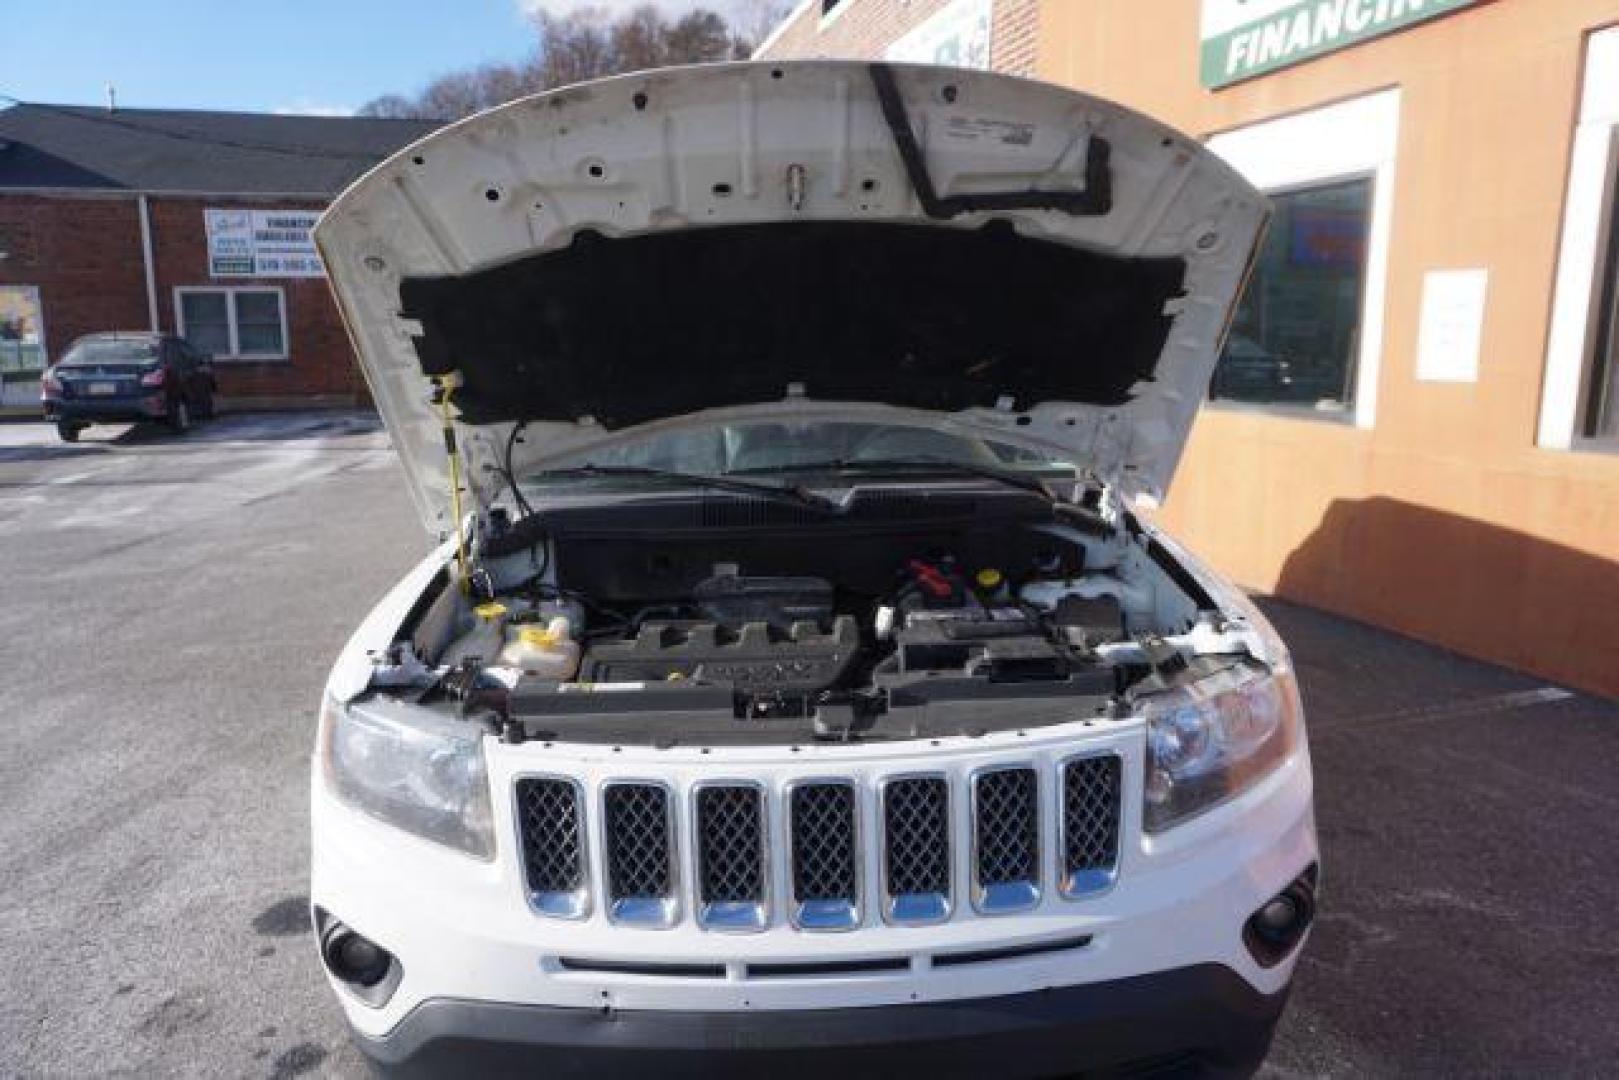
[316,61,1267,535]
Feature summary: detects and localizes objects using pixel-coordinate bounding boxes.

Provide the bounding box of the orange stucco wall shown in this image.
[1035,0,1619,698]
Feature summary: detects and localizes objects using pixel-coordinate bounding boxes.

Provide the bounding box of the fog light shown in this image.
[1243,865,1317,967]
[1255,895,1300,935]
[321,921,394,988]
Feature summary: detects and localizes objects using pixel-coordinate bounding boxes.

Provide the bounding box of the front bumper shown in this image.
[353,963,1287,1079]
[314,716,1316,1075]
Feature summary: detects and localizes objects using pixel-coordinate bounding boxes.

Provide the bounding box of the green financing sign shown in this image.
[1201,0,1482,88]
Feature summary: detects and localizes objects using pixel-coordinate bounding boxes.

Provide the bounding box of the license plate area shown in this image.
[88,382,118,395]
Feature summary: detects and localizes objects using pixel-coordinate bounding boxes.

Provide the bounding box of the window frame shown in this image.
[173,285,289,362]
[1205,88,1401,429]
[1539,25,1619,452]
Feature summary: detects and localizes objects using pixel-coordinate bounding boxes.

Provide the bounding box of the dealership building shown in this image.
[761,0,1619,697]
[0,105,436,410]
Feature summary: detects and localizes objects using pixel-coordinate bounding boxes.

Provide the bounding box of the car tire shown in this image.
[56,421,83,443]
[168,397,192,434]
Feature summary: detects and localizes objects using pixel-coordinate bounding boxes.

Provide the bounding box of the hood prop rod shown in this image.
[867,62,1113,220]
[431,375,473,595]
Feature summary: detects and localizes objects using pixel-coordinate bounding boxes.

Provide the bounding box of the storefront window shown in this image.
[1211,177,1373,413]
[1583,182,1619,441]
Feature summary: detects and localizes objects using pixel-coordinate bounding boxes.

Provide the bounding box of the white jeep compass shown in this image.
[310,60,1317,1078]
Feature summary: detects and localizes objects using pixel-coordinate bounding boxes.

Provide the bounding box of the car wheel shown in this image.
[56,421,83,443]
[168,397,192,433]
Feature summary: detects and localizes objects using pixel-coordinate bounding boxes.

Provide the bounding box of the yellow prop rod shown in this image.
[432,375,472,595]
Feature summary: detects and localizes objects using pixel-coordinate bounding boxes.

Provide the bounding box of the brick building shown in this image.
[0,104,437,409]
[759,0,1619,699]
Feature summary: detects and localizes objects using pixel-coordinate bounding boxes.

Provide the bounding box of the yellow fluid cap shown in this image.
[976,568,1004,590]
[473,601,507,622]
[516,625,563,648]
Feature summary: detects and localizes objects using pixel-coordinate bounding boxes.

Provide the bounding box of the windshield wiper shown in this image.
[531,464,845,513]
[728,457,1071,503]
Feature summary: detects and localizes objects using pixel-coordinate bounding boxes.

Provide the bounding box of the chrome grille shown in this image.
[881,776,950,923]
[514,752,1123,930]
[788,782,859,930]
[515,778,588,918]
[1061,755,1122,897]
[602,782,677,926]
[972,767,1040,914]
[695,783,767,931]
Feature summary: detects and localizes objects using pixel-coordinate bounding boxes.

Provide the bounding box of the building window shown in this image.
[175,287,287,360]
[1540,27,1619,450]
[1207,88,1399,429]
[1213,178,1372,411]
[1587,175,1619,440]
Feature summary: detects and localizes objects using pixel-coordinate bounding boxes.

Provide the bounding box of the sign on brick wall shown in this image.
[886,0,994,70]
[205,208,324,278]
[1201,0,1482,88]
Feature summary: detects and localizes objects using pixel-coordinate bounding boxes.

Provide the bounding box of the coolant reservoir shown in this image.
[440,601,508,668]
[497,616,580,680]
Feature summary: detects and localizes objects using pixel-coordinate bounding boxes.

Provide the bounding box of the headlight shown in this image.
[318,696,495,860]
[1141,661,1302,832]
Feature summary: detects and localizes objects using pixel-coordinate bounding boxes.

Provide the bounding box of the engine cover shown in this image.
[582,617,860,695]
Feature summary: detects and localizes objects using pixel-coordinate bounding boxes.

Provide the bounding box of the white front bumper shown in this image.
[312,719,1316,1040]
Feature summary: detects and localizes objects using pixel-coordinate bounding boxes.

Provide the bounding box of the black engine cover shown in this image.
[582,617,860,695]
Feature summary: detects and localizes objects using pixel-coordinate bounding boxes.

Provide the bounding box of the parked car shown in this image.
[310,62,1316,1078]
[40,331,215,441]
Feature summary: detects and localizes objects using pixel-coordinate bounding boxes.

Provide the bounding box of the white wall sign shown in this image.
[885,0,993,70]
[205,208,324,278]
[1416,268,1488,383]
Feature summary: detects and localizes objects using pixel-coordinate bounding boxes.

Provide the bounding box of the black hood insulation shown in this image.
[400,220,1186,428]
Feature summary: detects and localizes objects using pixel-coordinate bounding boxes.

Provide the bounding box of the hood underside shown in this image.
[315,61,1267,534]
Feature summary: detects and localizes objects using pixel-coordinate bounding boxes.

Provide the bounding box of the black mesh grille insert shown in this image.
[515,778,583,896]
[883,777,950,897]
[1063,756,1122,878]
[696,785,765,905]
[975,768,1039,886]
[790,783,857,902]
[603,783,672,900]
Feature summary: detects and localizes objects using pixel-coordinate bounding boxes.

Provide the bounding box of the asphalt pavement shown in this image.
[0,412,1614,1078]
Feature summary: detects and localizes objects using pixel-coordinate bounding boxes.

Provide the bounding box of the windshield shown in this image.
[59,338,161,367]
[521,421,1076,491]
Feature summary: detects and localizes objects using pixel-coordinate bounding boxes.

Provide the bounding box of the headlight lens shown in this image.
[1142,662,1302,832]
[318,696,495,860]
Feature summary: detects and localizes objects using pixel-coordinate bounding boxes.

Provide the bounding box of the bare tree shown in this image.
[355,94,421,119]
[357,3,783,122]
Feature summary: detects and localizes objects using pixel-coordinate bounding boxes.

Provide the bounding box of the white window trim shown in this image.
[173,285,289,362]
[1538,26,1619,450]
[1207,88,1401,430]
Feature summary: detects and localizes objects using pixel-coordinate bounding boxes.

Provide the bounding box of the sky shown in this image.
[0,0,770,116]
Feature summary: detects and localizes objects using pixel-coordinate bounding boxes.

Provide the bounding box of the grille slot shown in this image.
[602,782,677,926]
[789,781,859,930]
[972,767,1041,914]
[881,776,951,923]
[695,783,767,931]
[1060,755,1122,897]
[515,778,588,919]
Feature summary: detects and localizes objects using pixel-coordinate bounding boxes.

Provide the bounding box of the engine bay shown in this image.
[371,484,1250,746]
